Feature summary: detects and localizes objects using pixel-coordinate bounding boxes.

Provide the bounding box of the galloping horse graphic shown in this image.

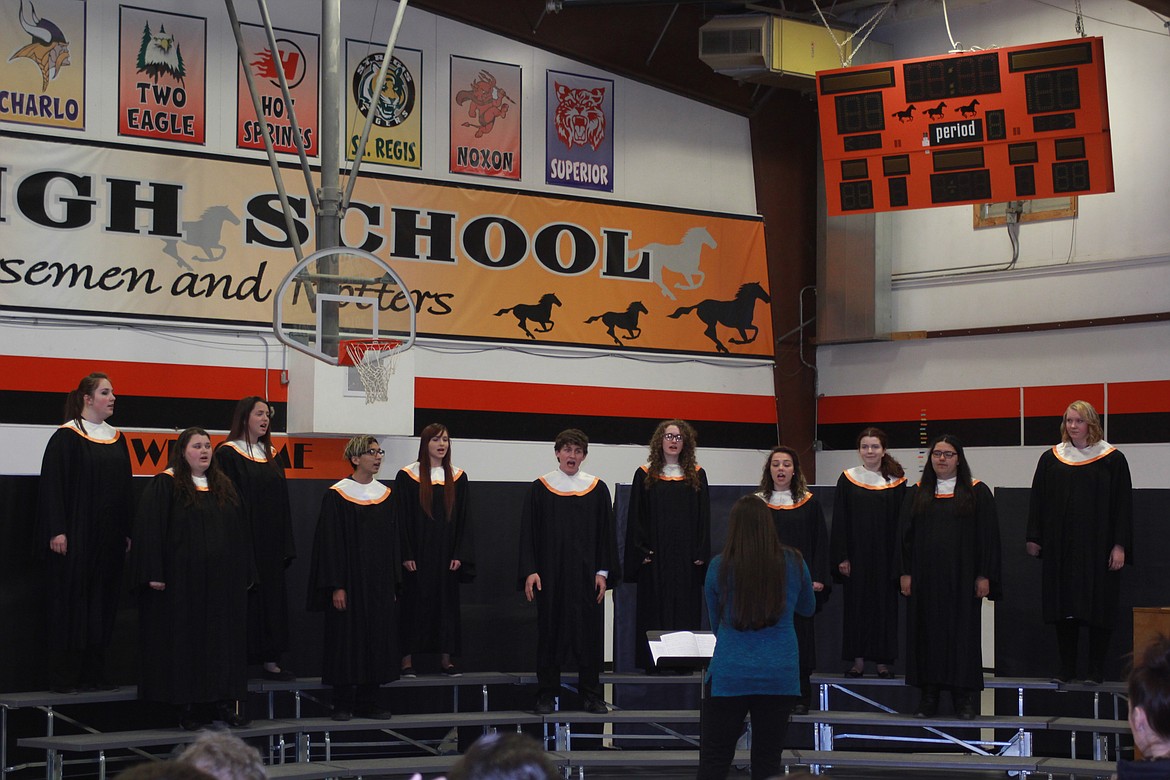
[629,226,715,301]
[160,206,241,271]
[667,281,770,354]
[494,293,562,339]
[585,301,648,346]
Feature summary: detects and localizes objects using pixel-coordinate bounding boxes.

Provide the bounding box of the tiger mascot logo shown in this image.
[352,53,414,128]
[553,83,606,151]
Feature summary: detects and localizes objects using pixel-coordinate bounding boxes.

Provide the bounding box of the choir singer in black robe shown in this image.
[1026,400,1132,684]
[899,434,1001,720]
[307,435,401,721]
[830,427,906,679]
[215,397,296,681]
[520,428,620,715]
[623,419,710,672]
[757,445,830,714]
[396,423,473,677]
[129,427,251,730]
[37,372,133,693]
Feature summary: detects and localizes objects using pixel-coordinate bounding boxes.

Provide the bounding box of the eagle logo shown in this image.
[135,21,186,85]
[8,0,71,92]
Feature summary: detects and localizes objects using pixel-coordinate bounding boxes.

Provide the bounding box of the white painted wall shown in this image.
[815,0,1170,487]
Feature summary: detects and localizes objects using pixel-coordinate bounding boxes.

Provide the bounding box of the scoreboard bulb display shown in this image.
[816,37,1113,216]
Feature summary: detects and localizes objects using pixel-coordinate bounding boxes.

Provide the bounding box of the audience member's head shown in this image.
[447,732,558,780]
[176,731,267,780]
[1128,636,1170,760]
[117,760,214,780]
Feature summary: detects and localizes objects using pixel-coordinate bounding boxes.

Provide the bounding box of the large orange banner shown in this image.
[0,134,772,357]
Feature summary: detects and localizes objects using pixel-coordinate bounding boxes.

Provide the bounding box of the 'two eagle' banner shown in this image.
[0,134,773,358]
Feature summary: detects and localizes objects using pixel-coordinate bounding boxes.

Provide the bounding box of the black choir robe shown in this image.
[899,480,1002,690]
[830,468,906,663]
[623,465,710,670]
[129,471,251,705]
[395,464,473,656]
[763,491,831,687]
[518,472,621,671]
[36,423,133,655]
[214,441,296,662]
[307,480,402,686]
[1026,443,1133,628]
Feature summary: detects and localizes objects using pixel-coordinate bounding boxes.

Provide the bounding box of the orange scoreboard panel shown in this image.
[816,37,1113,216]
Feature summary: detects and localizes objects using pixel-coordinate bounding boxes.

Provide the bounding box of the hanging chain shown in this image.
[1074,0,1086,37]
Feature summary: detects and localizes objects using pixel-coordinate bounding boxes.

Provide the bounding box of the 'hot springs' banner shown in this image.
[0,134,772,357]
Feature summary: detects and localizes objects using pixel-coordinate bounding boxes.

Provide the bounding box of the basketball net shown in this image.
[340,339,401,404]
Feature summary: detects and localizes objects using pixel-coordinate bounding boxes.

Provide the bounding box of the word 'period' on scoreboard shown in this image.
[816,37,1113,217]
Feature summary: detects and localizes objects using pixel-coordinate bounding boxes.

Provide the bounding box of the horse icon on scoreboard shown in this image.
[956,99,981,118]
[891,104,916,123]
[924,102,947,120]
[494,293,562,339]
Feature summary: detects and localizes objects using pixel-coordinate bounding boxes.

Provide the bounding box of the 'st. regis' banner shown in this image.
[0,134,772,358]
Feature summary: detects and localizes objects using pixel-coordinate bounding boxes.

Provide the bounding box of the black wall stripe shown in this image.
[415,409,779,449]
[818,418,1021,451]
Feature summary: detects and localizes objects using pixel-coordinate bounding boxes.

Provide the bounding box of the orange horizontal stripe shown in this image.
[818,388,1019,424]
[0,356,287,402]
[416,378,777,424]
[1022,384,1104,416]
[1108,380,1170,414]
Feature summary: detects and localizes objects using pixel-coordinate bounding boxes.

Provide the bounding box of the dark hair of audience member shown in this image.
[176,731,267,780]
[116,760,215,780]
[1129,636,1170,743]
[447,732,558,780]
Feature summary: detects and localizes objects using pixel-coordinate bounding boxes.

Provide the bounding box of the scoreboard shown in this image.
[816,37,1113,216]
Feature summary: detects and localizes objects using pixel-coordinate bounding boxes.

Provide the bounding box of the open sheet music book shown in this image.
[648,630,716,665]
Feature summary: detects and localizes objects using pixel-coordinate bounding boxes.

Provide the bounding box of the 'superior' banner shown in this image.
[0,134,772,357]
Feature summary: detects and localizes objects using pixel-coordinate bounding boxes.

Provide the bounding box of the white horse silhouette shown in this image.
[629,226,715,300]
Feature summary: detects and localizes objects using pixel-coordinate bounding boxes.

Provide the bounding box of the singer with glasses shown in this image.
[899,435,1001,720]
[623,419,710,672]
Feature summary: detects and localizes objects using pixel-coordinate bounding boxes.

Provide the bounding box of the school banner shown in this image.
[546,70,613,193]
[117,6,206,145]
[235,23,320,157]
[0,134,772,358]
[345,41,422,169]
[0,0,85,130]
[449,55,521,180]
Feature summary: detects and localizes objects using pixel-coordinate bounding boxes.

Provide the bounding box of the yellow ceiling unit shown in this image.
[699,15,851,85]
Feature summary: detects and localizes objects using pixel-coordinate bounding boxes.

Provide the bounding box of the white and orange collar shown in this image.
[758,489,812,509]
[1054,441,1115,465]
[225,439,273,462]
[540,469,600,496]
[63,419,118,444]
[404,462,464,483]
[844,466,905,489]
[331,478,391,504]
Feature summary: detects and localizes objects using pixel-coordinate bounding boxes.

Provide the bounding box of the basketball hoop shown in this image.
[338,338,403,404]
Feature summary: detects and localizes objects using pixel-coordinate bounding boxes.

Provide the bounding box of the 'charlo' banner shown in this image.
[0,134,772,357]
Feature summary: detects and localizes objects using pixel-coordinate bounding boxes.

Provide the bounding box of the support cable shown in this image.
[342,0,410,210]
